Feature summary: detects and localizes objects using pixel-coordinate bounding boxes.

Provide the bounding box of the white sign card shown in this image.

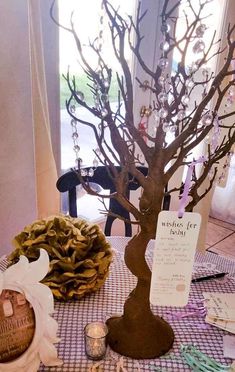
[150,211,201,307]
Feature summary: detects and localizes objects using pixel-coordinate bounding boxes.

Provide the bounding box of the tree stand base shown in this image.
[106,314,174,359]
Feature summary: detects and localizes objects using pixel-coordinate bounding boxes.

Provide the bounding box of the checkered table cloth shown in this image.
[1,237,235,371]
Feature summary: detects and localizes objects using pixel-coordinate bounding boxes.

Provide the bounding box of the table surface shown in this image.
[1,237,235,371]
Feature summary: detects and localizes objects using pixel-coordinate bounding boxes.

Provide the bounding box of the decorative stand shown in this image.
[106,231,174,358]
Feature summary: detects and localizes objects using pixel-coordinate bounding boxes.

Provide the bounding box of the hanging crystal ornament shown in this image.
[158,57,169,69]
[218,152,233,184]
[88,168,95,177]
[103,78,110,88]
[76,91,85,101]
[169,124,177,133]
[158,76,166,86]
[101,93,109,103]
[93,158,99,168]
[155,14,171,138]
[177,109,186,120]
[91,1,107,169]
[202,66,210,77]
[101,108,108,117]
[93,1,106,108]
[95,147,101,156]
[81,168,87,177]
[70,95,83,168]
[158,92,168,103]
[185,78,194,89]
[195,24,207,38]
[193,40,206,54]
[159,107,168,118]
[182,95,190,106]
[162,122,170,132]
[160,41,170,52]
[226,87,235,107]
[208,168,214,181]
[92,148,101,169]
[70,104,76,113]
[210,114,221,154]
[205,134,210,144]
[153,111,160,125]
[202,112,213,126]
[190,59,202,73]
[162,121,170,133]
[161,22,171,33]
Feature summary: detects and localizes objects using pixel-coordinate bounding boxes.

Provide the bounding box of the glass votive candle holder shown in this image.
[84,321,108,360]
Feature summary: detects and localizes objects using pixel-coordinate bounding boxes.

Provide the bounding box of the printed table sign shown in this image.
[150,211,201,307]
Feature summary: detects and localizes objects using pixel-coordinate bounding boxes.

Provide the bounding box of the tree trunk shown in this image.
[106,230,174,359]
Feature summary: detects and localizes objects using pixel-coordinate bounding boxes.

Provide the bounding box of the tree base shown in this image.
[106,314,174,359]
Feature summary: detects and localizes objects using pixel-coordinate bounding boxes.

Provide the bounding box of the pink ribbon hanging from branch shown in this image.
[178,156,207,218]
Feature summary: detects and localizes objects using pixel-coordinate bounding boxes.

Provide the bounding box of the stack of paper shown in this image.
[203,292,235,334]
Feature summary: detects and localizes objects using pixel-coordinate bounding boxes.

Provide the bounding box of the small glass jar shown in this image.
[84,322,108,360]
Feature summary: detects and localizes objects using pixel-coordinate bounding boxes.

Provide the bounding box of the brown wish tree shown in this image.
[51,0,235,359]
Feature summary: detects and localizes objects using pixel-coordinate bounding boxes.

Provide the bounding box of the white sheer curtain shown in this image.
[0,0,60,255]
[209,0,235,225]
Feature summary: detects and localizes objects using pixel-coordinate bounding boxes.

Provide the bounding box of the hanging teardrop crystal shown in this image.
[158,76,166,86]
[76,91,85,101]
[103,78,110,88]
[153,110,160,123]
[101,108,108,117]
[195,24,207,38]
[182,95,190,106]
[208,169,214,180]
[205,134,210,144]
[95,148,101,156]
[162,122,170,132]
[158,92,168,103]
[160,41,170,52]
[202,67,210,77]
[193,40,205,54]
[170,124,177,133]
[158,57,169,69]
[71,119,77,127]
[72,132,79,139]
[177,110,186,120]
[88,168,95,177]
[186,78,194,88]
[159,107,168,118]
[161,23,171,33]
[93,94,100,109]
[93,158,99,167]
[81,169,87,177]
[101,93,109,103]
[70,104,76,113]
[73,144,80,153]
[202,113,213,126]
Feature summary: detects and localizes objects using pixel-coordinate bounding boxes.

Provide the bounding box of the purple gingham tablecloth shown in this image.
[1,237,235,371]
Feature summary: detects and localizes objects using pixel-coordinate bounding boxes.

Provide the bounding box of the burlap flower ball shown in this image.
[8,215,113,301]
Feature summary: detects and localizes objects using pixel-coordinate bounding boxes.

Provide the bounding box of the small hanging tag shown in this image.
[150,210,201,307]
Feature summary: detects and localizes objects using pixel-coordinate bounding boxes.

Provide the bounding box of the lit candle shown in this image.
[84,322,108,360]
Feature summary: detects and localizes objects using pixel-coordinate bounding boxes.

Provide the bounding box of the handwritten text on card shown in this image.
[150,211,201,307]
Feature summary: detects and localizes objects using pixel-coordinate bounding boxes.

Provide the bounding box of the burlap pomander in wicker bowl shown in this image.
[8,215,113,301]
